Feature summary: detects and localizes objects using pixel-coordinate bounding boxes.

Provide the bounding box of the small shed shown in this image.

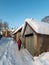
[13,25,23,42]
[21,18,49,56]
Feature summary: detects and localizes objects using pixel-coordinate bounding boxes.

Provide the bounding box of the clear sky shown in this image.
[0,0,49,28]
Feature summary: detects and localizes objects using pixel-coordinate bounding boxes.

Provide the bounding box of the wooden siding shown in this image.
[23,24,38,56]
[23,22,49,56]
[25,35,34,55]
[16,32,21,41]
[21,37,25,48]
[37,35,49,54]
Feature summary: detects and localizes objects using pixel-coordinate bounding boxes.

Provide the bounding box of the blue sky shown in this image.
[0,0,49,28]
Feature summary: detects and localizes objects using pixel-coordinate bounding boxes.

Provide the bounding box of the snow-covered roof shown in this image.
[13,24,23,34]
[21,18,49,36]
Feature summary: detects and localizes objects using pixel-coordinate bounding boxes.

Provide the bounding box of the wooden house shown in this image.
[21,18,49,56]
[3,29,12,37]
[13,25,23,42]
[3,30,8,37]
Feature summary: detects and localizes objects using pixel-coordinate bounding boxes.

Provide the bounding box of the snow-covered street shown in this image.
[0,37,49,65]
[0,37,34,65]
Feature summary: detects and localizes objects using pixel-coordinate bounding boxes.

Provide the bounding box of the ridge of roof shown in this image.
[21,18,49,36]
[13,24,23,34]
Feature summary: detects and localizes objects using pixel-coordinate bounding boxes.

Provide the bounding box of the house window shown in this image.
[25,33,33,37]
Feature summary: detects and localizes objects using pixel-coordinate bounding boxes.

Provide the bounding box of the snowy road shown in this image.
[0,37,34,65]
[0,37,49,65]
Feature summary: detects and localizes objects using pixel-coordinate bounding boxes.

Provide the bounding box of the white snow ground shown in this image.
[0,37,49,65]
[34,52,49,65]
[0,37,34,65]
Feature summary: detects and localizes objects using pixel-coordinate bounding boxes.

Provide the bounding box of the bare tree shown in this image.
[41,16,49,23]
[0,19,3,30]
[3,21,9,30]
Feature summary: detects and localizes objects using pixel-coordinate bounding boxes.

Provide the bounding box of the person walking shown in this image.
[17,38,22,50]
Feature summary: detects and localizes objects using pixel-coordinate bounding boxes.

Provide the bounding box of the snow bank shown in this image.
[34,52,49,65]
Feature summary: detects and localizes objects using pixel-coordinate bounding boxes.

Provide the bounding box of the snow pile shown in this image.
[34,52,49,65]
